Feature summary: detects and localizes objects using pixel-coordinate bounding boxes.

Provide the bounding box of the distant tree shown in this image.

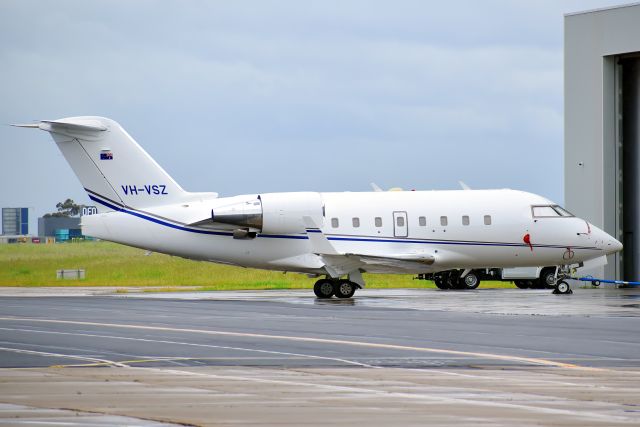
[43,199,84,217]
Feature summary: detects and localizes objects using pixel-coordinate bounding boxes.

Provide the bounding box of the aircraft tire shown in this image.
[334,280,356,298]
[314,279,335,298]
[459,271,481,290]
[514,280,530,289]
[445,272,460,289]
[539,268,557,289]
[530,281,544,289]
[553,280,573,294]
[434,277,449,290]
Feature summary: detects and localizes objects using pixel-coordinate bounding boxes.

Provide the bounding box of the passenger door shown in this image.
[393,211,408,237]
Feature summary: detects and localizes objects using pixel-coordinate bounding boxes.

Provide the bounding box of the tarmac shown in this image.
[0,286,639,426]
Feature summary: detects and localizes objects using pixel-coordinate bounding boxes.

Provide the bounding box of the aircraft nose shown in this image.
[599,229,622,254]
[587,223,623,254]
[608,237,623,253]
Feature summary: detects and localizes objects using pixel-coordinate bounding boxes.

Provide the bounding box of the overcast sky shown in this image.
[0,0,627,232]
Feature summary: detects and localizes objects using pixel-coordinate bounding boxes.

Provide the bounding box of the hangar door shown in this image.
[619,55,640,280]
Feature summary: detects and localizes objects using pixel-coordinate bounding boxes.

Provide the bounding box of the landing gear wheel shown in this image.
[514,280,530,289]
[314,279,335,298]
[539,268,557,289]
[553,280,573,295]
[459,271,481,290]
[334,280,356,299]
[445,272,460,289]
[434,276,449,290]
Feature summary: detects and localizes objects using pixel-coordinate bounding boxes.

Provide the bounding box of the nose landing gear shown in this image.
[553,280,573,294]
[550,266,574,294]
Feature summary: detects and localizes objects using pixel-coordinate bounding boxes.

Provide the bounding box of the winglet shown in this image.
[459,180,471,190]
[303,216,340,255]
[370,182,383,192]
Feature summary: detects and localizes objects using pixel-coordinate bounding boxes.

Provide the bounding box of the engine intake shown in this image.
[212,192,324,234]
[212,199,262,229]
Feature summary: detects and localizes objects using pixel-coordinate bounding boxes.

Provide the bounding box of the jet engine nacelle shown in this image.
[212,192,324,234]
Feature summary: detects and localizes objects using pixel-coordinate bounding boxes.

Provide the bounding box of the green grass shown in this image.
[0,241,514,290]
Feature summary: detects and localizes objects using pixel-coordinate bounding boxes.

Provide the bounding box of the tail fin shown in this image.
[15,116,215,211]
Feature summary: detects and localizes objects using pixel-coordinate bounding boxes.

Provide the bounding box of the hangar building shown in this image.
[2,207,28,235]
[565,3,640,280]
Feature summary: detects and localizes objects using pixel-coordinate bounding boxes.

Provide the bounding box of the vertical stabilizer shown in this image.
[15,116,205,211]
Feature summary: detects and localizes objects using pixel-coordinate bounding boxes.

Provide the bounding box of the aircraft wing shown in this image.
[303,216,435,276]
[319,253,435,276]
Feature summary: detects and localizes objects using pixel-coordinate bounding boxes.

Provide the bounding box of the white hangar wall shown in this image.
[565,3,640,280]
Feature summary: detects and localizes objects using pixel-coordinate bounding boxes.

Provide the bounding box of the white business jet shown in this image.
[15,117,622,297]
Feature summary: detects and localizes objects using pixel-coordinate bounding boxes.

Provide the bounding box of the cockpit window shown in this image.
[532,205,575,218]
[553,206,574,217]
[532,206,559,217]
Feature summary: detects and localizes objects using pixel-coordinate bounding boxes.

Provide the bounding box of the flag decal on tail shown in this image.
[100,150,113,160]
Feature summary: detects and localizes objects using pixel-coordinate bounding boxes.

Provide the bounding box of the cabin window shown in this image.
[418,216,426,226]
[484,215,492,225]
[331,218,339,228]
[462,215,470,226]
[375,217,382,227]
[396,216,405,227]
[440,216,448,226]
[352,217,360,228]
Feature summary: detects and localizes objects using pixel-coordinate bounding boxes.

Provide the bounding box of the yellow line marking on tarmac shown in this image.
[0,346,128,368]
[51,356,329,368]
[0,316,601,371]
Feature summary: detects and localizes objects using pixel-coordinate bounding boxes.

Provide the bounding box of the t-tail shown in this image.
[13,116,216,212]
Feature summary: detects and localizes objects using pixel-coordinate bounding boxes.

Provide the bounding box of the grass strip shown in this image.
[0,241,515,289]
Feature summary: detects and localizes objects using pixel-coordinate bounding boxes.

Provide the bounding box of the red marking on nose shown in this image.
[523,233,533,251]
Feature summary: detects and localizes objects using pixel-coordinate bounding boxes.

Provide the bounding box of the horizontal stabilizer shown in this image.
[41,119,108,132]
[11,123,40,128]
[12,119,108,133]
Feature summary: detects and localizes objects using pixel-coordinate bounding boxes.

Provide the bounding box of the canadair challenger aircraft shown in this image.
[16,117,623,297]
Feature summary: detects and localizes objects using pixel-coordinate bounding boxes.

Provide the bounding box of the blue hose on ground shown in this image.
[567,276,640,287]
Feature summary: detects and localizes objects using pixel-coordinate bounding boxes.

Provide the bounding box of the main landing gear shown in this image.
[313,278,359,299]
[514,268,558,289]
[432,270,481,290]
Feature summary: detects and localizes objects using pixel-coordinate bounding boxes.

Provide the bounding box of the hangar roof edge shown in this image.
[564,2,640,17]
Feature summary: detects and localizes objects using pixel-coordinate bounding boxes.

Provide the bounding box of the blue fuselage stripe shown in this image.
[86,192,600,251]
[88,194,233,237]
